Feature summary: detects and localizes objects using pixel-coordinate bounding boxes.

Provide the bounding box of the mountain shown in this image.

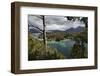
[47,30,64,32]
[66,26,84,33]
[47,26,84,33]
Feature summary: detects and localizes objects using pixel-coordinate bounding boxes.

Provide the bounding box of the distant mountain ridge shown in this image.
[28,22,85,33]
[47,26,84,33]
[28,24,43,33]
[66,26,84,33]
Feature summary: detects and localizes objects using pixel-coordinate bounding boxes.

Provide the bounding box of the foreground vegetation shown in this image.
[70,27,88,58]
[28,30,88,60]
[28,34,65,60]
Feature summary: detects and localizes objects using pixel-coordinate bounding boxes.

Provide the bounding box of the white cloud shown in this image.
[46,24,69,31]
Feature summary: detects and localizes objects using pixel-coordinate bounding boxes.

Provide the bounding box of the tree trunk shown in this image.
[42,16,47,52]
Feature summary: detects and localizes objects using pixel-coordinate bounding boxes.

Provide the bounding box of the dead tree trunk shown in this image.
[42,16,47,52]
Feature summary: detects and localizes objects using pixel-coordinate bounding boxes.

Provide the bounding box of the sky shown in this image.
[28,15,86,31]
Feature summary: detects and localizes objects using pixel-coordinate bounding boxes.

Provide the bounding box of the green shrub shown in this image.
[28,34,65,60]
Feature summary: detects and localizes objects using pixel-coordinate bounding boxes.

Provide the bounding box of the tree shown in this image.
[65,17,88,58]
[80,17,88,28]
[31,15,47,52]
[28,15,67,60]
[28,33,65,60]
[42,16,47,53]
[66,16,80,22]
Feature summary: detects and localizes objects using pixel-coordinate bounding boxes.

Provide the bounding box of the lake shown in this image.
[47,39,75,58]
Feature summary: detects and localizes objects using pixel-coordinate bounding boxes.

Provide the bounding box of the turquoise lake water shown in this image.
[47,39,75,58]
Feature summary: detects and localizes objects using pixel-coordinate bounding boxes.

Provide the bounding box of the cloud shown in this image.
[45,16,67,25]
[46,24,69,31]
[28,15,85,31]
[28,15,43,30]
